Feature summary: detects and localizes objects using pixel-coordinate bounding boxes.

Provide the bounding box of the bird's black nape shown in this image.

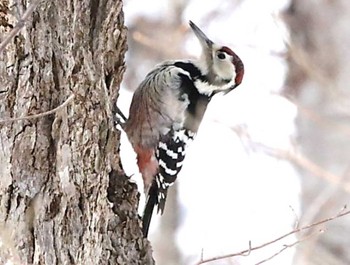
[142,180,158,237]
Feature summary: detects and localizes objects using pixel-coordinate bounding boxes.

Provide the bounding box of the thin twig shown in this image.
[195,207,350,265]
[255,230,324,265]
[289,205,300,229]
[230,124,350,193]
[0,0,42,53]
[0,94,75,124]
[241,241,252,256]
[283,94,350,138]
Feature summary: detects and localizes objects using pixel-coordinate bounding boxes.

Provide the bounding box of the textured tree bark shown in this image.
[0,0,153,264]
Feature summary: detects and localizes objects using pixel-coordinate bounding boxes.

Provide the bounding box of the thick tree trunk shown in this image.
[0,1,153,264]
[285,1,350,264]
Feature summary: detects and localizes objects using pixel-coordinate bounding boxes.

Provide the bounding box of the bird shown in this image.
[120,20,244,237]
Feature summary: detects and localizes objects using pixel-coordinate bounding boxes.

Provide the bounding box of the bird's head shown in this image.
[189,21,244,95]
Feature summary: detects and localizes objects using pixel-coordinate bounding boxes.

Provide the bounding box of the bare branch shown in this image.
[0,0,42,53]
[255,230,323,265]
[284,95,350,138]
[0,94,75,124]
[195,207,350,265]
[230,124,350,193]
[276,148,350,193]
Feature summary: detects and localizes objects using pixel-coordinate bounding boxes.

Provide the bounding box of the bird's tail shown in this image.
[142,175,170,237]
[142,180,158,237]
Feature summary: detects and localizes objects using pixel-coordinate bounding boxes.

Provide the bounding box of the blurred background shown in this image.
[118,0,350,264]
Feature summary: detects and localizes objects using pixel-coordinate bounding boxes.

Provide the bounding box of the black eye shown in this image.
[217,53,226,60]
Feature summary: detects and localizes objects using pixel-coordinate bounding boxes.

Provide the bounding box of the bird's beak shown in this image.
[189,21,213,49]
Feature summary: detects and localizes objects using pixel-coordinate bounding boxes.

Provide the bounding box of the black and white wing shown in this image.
[142,129,195,237]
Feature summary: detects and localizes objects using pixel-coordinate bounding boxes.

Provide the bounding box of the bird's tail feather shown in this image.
[142,180,158,237]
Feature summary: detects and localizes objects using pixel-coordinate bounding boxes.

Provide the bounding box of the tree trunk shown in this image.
[0,0,153,264]
[285,1,350,264]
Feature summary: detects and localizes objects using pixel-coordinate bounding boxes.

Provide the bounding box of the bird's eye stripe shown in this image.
[218,46,236,56]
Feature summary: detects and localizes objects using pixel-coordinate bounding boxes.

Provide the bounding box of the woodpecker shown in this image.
[122,21,244,237]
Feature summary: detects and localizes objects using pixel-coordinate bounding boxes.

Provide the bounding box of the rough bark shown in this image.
[0,0,153,264]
